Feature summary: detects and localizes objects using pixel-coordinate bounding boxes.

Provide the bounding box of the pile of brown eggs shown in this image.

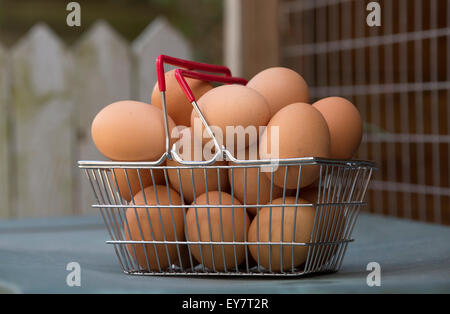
[91,66,363,272]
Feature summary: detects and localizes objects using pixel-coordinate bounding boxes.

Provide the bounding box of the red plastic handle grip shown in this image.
[156,55,232,92]
[174,69,248,103]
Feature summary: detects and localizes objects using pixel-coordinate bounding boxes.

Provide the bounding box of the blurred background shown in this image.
[0,0,448,225]
[0,0,223,63]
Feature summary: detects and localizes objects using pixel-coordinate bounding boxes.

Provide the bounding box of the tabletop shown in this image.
[0,212,449,294]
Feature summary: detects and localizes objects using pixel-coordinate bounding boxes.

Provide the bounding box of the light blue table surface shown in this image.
[0,212,449,294]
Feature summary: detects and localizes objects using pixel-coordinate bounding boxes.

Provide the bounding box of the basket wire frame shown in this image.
[80,160,373,276]
[79,54,374,276]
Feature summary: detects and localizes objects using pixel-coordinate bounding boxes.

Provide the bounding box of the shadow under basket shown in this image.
[79,157,375,277]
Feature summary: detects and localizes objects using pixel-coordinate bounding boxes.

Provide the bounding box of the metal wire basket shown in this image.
[79,55,375,276]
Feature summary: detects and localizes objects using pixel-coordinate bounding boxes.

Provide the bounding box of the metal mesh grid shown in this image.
[79,160,373,276]
[280,0,450,224]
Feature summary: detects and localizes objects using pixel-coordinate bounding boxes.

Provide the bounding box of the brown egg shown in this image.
[308,185,348,267]
[167,127,228,204]
[247,67,309,117]
[191,84,270,153]
[313,97,363,159]
[91,100,176,161]
[228,146,283,215]
[124,185,185,271]
[152,69,213,127]
[286,185,348,267]
[259,102,331,189]
[248,197,315,271]
[185,191,250,271]
[111,168,165,202]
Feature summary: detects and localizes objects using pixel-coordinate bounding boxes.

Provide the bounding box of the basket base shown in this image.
[121,268,339,277]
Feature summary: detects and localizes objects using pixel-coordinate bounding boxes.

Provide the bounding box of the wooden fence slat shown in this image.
[0,45,9,218]
[11,23,74,218]
[3,19,194,218]
[132,16,192,102]
[224,0,279,78]
[72,20,132,214]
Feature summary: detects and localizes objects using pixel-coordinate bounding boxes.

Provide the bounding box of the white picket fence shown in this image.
[0,17,192,218]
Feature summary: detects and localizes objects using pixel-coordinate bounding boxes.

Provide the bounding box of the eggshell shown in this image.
[228,146,283,215]
[167,127,229,204]
[259,102,331,189]
[152,69,213,127]
[288,185,348,266]
[313,97,363,159]
[185,191,250,271]
[112,168,165,202]
[247,67,309,117]
[124,185,185,270]
[91,100,176,161]
[248,197,315,271]
[190,84,270,153]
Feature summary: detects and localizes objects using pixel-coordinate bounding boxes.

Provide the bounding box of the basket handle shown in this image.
[156,55,232,92]
[173,68,248,158]
[155,55,234,158]
[174,68,248,102]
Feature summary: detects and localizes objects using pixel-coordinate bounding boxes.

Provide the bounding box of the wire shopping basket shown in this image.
[79,55,375,276]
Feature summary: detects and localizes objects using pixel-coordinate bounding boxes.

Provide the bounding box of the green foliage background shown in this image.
[0,0,223,64]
